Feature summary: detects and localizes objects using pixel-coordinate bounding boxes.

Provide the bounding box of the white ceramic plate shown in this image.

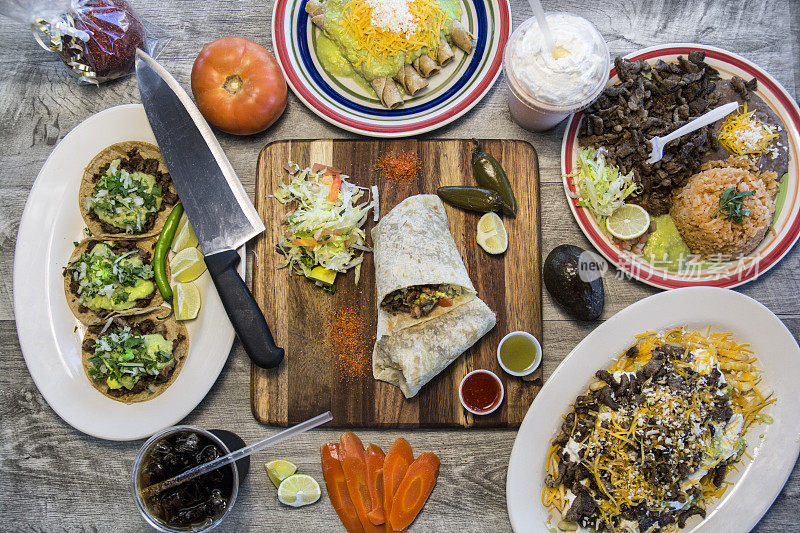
[13,104,243,441]
[507,287,800,532]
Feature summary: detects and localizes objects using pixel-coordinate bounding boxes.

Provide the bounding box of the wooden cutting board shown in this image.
[251,139,542,428]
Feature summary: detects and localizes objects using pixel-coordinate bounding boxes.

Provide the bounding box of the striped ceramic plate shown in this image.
[271,0,511,137]
[561,44,800,290]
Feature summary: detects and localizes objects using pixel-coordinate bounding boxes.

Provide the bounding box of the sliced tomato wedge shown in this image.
[327,173,343,202]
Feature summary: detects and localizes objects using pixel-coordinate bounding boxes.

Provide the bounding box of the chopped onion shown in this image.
[99,316,115,334]
[371,185,380,221]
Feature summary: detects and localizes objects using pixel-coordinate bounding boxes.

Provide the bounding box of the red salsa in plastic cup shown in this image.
[459,370,504,415]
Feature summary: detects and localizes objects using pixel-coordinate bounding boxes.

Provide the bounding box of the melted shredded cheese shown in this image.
[717,103,780,156]
[340,0,449,63]
[543,327,776,532]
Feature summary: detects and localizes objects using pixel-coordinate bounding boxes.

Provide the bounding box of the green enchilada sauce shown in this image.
[314,0,462,90]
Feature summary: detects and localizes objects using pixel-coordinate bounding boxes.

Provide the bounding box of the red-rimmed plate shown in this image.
[271,0,511,137]
[561,43,800,290]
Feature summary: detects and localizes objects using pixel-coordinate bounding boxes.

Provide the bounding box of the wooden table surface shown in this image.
[1,0,797,531]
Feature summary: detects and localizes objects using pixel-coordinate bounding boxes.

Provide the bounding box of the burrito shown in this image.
[371,195,496,398]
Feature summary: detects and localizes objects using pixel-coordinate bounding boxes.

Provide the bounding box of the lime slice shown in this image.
[174,282,201,321]
[171,214,199,253]
[171,247,207,283]
[277,474,321,507]
[265,460,297,489]
[476,212,508,254]
[606,204,651,240]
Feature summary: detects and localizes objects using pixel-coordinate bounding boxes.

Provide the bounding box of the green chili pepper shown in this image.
[437,186,505,213]
[471,139,516,217]
[154,203,184,302]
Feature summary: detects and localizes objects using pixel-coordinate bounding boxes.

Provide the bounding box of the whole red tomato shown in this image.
[191,36,287,135]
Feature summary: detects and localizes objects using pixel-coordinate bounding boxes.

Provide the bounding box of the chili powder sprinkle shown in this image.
[374,150,421,182]
[327,295,371,380]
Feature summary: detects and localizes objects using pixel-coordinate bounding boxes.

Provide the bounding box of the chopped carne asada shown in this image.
[543,328,774,532]
[65,240,156,313]
[579,53,759,215]
[87,147,176,234]
[380,284,462,318]
[85,316,184,396]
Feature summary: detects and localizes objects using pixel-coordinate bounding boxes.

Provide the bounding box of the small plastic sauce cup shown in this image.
[497,331,542,377]
[459,370,504,415]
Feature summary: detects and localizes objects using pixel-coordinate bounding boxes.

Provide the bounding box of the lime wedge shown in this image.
[174,282,201,321]
[476,212,508,254]
[278,474,321,507]
[606,204,651,240]
[171,214,199,253]
[171,247,207,283]
[265,460,297,489]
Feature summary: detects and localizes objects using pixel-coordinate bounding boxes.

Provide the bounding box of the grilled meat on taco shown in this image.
[82,313,188,403]
[79,141,179,237]
[64,238,163,324]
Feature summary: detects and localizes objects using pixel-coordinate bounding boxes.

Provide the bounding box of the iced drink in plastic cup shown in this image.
[504,13,610,131]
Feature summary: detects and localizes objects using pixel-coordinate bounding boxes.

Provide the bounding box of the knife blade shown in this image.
[135,49,284,369]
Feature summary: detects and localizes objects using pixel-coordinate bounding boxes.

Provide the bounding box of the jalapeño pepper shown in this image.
[471,139,516,217]
[154,202,184,302]
[437,186,505,213]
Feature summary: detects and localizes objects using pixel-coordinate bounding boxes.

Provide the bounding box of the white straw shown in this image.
[141,412,333,497]
[528,0,554,53]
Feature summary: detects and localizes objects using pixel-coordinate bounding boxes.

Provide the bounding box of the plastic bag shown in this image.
[0,0,171,84]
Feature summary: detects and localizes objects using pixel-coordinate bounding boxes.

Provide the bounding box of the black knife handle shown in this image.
[205,249,284,369]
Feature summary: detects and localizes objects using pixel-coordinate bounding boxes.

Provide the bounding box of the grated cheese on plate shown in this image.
[365,0,417,36]
[717,103,780,156]
[341,0,449,62]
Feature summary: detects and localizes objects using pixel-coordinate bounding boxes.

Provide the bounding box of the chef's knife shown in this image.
[135,49,284,369]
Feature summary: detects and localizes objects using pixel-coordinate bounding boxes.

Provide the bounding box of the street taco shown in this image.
[63,238,164,325]
[79,141,179,237]
[81,313,188,403]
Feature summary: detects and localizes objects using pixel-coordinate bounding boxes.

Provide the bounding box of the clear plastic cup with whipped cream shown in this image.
[503,13,610,131]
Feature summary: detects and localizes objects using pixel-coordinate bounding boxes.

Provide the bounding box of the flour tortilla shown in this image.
[372,195,476,335]
[81,312,188,404]
[371,195,496,398]
[63,238,164,325]
[79,141,176,238]
[373,298,496,398]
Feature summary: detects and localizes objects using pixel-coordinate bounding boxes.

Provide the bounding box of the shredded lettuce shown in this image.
[273,165,377,283]
[573,147,639,222]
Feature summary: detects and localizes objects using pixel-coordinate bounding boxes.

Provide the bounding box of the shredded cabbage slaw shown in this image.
[573,147,639,222]
[272,162,378,285]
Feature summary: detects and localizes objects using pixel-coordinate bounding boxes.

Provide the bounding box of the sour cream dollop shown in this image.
[508,13,608,108]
